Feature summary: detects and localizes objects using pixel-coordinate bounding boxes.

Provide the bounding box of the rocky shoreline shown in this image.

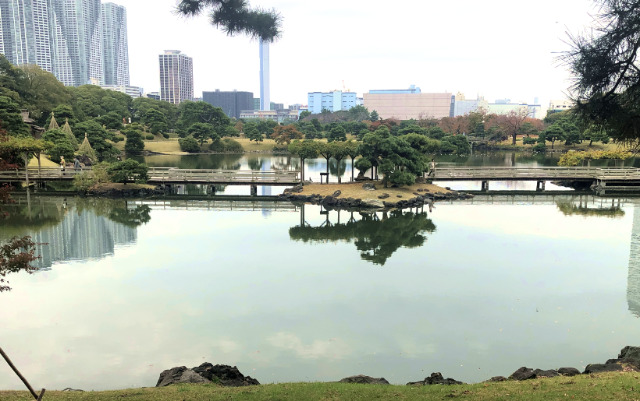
[154,346,640,388]
[279,183,473,210]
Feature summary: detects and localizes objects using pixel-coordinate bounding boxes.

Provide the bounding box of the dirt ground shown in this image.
[298,181,451,202]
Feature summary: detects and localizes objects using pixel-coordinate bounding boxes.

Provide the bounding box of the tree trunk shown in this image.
[23,153,29,189]
[512,133,517,145]
[300,158,305,182]
[350,156,355,182]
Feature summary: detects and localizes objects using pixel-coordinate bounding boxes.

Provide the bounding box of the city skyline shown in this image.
[107,0,598,110]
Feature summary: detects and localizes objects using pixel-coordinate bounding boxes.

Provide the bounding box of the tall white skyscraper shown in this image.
[259,38,270,111]
[0,0,129,87]
[159,50,193,105]
[101,2,129,86]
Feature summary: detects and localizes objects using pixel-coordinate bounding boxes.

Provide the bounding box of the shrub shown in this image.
[533,143,546,153]
[107,159,149,184]
[144,134,155,140]
[112,135,125,143]
[161,133,170,139]
[179,136,200,153]
[209,138,243,153]
[72,162,111,191]
[522,137,537,145]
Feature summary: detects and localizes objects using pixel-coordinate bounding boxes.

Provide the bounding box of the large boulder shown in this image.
[156,366,210,387]
[533,369,559,378]
[618,346,640,369]
[509,367,536,381]
[558,367,581,376]
[339,375,389,385]
[407,372,463,386]
[192,363,259,386]
[583,363,623,374]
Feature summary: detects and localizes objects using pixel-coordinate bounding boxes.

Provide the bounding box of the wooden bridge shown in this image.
[431,166,640,193]
[0,167,301,186]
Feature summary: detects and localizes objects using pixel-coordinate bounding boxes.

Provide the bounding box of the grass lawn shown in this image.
[1,372,639,400]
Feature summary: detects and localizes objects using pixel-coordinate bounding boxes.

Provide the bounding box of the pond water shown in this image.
[1,194,639,390]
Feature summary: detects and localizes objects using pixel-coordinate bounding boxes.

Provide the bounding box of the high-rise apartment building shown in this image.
[101,2,128,86]
[259,38,270,111]
[308,90,360,114]
[0,0,129,87]
[159,50,193,105]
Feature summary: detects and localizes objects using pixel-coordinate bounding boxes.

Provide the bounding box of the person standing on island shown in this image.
[60,156,66,175]
[74,157,80,171]
[429,159,436,177]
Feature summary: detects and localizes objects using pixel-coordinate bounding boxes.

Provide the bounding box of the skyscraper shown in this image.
[159,50,193,105]
[259,38,270,111]
[101,2,129,86]
[0,0,129,87]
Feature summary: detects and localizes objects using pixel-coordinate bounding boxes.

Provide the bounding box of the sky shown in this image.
[111,0,600,109]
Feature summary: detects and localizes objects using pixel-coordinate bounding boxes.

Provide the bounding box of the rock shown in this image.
[396,194,402,198]
[558,367,581,376]
[407,372,464,386]
[61,388,84,392]
[533,369,559,378]
[156,366,210,387]
[377,193,390,199]
[618,346,640,369]
[332,190,342,197]
[583,363,623,374]
[487,376,507,382]
[362,199,385,208]
[192,363,259,386]
[339,375,389,385]
[509,367,536,381]
[362,183,376,190]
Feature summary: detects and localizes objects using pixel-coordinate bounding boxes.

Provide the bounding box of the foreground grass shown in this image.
[2,373,640,401]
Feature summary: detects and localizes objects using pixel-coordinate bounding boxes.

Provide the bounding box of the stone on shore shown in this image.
[407,372,464,386]
[339,375,390,384]
[156,363,259,387]
[509,367,537,381]
[156,366,210,387]
[558,367,581,376]
[583,363,623,374]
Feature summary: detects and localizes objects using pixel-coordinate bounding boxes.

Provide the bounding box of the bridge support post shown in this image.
[481,181,489,191]
[536,180,545,191]
[209,185,216,195]
[250,184,258,196]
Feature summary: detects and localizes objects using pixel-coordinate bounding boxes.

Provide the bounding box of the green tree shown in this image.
[74,120,119,161]
[42,128,75,163]
[327,124,347,142]
[329,141,350,183]
[370,110,379,121]
[188,122,216,145]
[176,0,282,41]
[343,140,360,182]
[317,142,333,183]
[566,0,640,147]
[107,159,149,184]
[298,110,311,120]
[177,101,230,136]
[18,64,71,124]
[0,96,30,136]
[288,140,319,181]
[543,124,564,149]
[98,111,124,130]
[123,124,145,155]
[244,121,264,143]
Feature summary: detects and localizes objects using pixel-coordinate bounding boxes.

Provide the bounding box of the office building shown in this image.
[203,90,253,119]
[240,109,298,123]
[259,38,270,110]
[101,84,141,98]
[101,2,128,86]
[159,50,193,104]
[363,86,453,120]
[548,99,574,114]
[307,90,360,114]
[487,99,542,119]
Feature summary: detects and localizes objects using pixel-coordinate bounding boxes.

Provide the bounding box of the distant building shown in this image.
[101,84,141,98]
[240,109,298,123]
[487,100,542,119]
[253,98,261,110]
[101,2,130,86]
[202,90,254,119]
[145,92,160,100]
[159,50,193,105]
[363,86,453,120]
[307,90,360,114]
[548,99,574,114]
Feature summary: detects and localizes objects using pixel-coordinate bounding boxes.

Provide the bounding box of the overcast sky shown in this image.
[111,0,600,109]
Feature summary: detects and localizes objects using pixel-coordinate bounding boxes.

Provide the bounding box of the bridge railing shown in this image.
[0,167,87,180]
[147,167,300,183]
[433,166,640,180]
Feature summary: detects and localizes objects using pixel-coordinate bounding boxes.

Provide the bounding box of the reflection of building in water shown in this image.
[31,210,136,269]
[628,204,640,316]
[261,159,272,217]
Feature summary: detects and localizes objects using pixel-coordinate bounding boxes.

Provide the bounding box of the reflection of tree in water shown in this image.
[628,205,640,317]
[329,159,347,178]
[108,205,151,228]
[556,200,625,218]
[0,200,66,237]
[248,157,265,171]
[289,209,436,266]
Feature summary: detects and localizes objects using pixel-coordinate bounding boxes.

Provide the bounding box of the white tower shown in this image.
[259,38,270,111]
